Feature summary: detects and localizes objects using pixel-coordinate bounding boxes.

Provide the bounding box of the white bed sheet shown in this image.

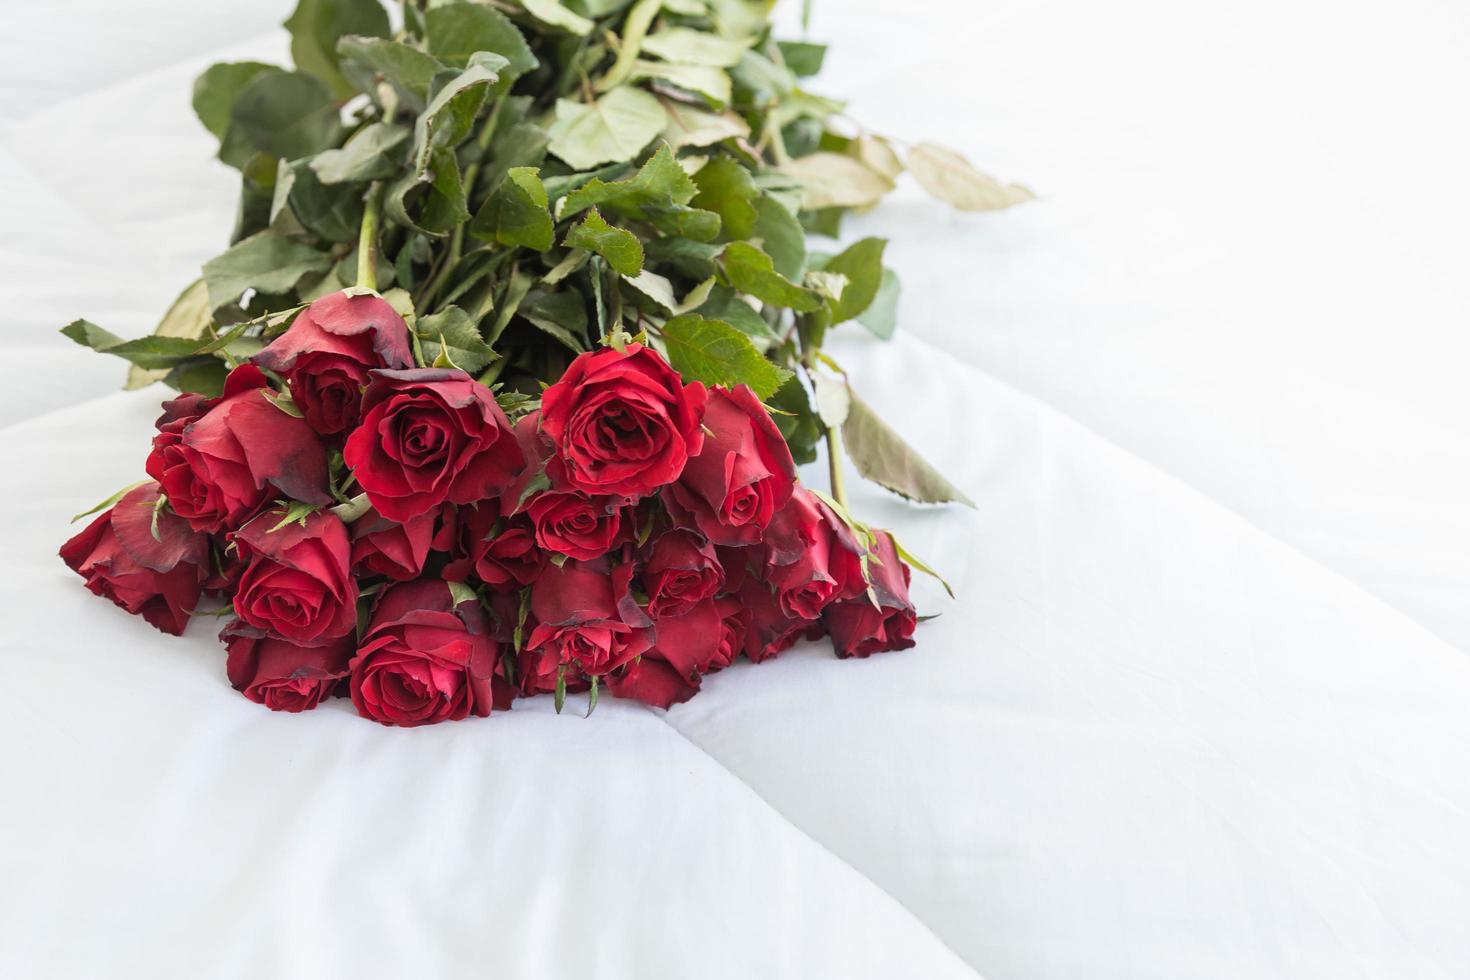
[3,1,1469,979]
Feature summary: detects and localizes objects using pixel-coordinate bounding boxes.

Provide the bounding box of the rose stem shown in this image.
[357,182,385,292]
[826,424,848,509]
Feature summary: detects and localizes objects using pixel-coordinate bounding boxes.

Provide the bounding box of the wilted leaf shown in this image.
[660,314,791,399]
[780,152,894,210]
[310,121,409,183]
[515,0,594,35]
[126,279,214,390]
[643,27,749,67]
[547,87,667,170]
[563,208,643,276]
[842,385,975,506]
[660,102,750,149]
[202,231,333,310]
[854,134,904,181]
[337,36,445,105]
[630,60,731,107]
[61,320,211,370]
[907,142,1034,212]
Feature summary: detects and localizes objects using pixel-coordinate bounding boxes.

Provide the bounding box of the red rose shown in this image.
[527,489,632,561]
[253,290,414,434]
[539,344,707,496]
[232,507,357,644]
[146,390,214,476]
[147,364,330,533]
[665,385,794,545]
[343,368,524,523]
[223,625,353,712]
[641,528,723,617]
[708,594,749,671]
[609,599,723,709]
[350,504,453,581]
[526,558,653,677]
[738,577,824,663]
[350,580,507,726]
[59,482,208,635]
[763,488,866,621]
[443,501,544,589]
[824,530,918,658]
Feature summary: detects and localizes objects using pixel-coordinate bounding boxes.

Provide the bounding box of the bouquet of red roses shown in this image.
[58,0,1023,725]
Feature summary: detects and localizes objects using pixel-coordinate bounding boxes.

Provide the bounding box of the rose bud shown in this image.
[539,343,707,496]
[526,557,654,678]
[664,385,795,546]
[146,364,330,533]
[145,390,214,476]
[642,528,723,618]
[343,368,524,523]
[350,504,453,582]
[824,531,918,659]
[738,578,824,664]
[443,501,543,589]
[527,489,632,561]
[231,506,357,645]
[708,594,750,672]
[609,599,724,709]
[762,487,866,621]
[59,482,208,635]
[222,624,353,712]
[350,580,507,726]
[252,290,414,435]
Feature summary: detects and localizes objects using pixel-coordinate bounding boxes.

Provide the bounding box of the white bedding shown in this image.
[3,2,1469,978]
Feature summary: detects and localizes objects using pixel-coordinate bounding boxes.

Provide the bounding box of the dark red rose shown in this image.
[350,580,508,726]
[665,384,794,545]
[350,504,453,581]
[539,343,707,496]
[642,528,723,617]
[527,489,632,561]
[824,530,918,658]
[526,558,653,677]
[253,290,414,435]
[708,594,749,671]
[232,507,357,644]
[145,390,214,477]
[738,577,824,663]
[343,368,524,523]
[146,364,330,533]
[59,482,208,635]
[609,599,723,709]
[443,501,544,589]
[222,624,353,712]
[763,487,866,621]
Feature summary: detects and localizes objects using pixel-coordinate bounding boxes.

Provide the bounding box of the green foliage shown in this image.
[660,314,791,399]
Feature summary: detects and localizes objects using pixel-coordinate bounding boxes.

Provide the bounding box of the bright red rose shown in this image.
[763,488,866,621]
[642,528,723,617]
[147,364,330,533]
[253,290,414,435]
[343,368,524,522]
[539,344,707,496]
[59,482,208,635]
[527,489,632,561]
[350,580,508,726]
[232,507,357,644]
[824,530,918,658]
[222,625,353,712]
[665,385,794,545]
[708,594,750,671]
[738,578,824,663]
[609,599,723,709]
[443,501,544,589]
[526,558,653,677]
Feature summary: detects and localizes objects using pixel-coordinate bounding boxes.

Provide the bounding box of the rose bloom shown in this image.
[641,528,723,618]
[253,290,414,434]
[738,578,825,664]
[665,385,794,545]
[223,625,353,712]
[527,489,632,561]
[610,599,725,709]
[708,594,750,672]
[231,507,357,644]
[824,530,918,659]
[526,558,653,678]
[145,364,330,533]
[59,482,208,635]
[443,501,544,589]
[350,580,508,726]
[350,504,455,581]
[343,368,524,522]
[763,487,866,621]
[539,344,707,496]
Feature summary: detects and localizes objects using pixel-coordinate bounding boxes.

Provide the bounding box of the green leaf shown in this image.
[768,372,821,465]
[554,665,567,714]
[470,166,554,250]
[477,120,551,192]
[425,1,537,91]
[125,279,215,390]
[202,230,333,311]
[164,358,229,397]
[414,52,507,172]
[645,236,723,280]
[547,87,667,170]
[629,60,731,107]
[229,70,344,162]
[585,674,599,717]
[559,143,695,219]
[71,481,151,524]
[642,27,749,67]
[719,241,821,312]
[61,320,209,370]
[695,284,776,341]
[309,122,410,183]
[192,62,277,141]
[337,36,445,104]
[751,195,805,280]
[660,314,791,399]
[841,385,976,506]
[779,152,894,210]
[276,158,365,242]
[856,267,900,340]
[418,305,497,373]
[890,532,955,599]
[907,142,1035,212]
[660,102,750,149]
[515,0,594,35]
[691,155,757,241]
[283,0,390,98]
[818,237,887,323]
[386,147,468,236]
[776,40,827,77]
[520,290,590,353]
[564,208,643,277]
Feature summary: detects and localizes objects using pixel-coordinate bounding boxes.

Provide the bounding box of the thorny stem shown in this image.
[357,182,385,291]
